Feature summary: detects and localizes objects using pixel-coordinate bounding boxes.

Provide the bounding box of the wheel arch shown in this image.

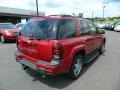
[67,49,85,79]
[75,49,86,60]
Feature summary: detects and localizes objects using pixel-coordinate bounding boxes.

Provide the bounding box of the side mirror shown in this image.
[16,26,19,28]
[99,30,105,34]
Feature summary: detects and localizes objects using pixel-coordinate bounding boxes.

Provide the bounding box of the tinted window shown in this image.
[80,20,90,35]
[58,19,77,39]
[21,19,58,39]
[0,23,17,29]
[88,22,98,34]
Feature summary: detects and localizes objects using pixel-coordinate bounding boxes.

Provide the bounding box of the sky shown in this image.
[0,0,120,18]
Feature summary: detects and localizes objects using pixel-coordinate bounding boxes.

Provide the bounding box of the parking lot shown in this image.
[0,31,120,90]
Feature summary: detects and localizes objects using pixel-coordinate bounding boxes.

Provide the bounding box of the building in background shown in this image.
[0,6,45,24]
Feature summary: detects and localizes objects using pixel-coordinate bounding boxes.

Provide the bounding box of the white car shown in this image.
[114,23,120,32]
[97,24,105,29]
[16,23,24,29]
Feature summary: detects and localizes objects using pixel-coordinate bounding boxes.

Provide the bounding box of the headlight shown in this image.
[5,31,11,35]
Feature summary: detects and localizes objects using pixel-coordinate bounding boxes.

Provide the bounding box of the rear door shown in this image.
[56,19,80,62]
[88,22,102,50]
[79,20,94,54]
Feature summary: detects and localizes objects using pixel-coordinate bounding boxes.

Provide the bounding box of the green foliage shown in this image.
[86,16,120,23]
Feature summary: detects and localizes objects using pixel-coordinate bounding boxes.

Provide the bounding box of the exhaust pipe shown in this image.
[22,65,29,70]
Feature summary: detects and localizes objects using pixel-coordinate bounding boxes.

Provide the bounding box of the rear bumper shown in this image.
[15,51,63,75]
[18,59,53,75]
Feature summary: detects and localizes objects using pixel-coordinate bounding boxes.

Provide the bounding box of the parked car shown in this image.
[0,23,19,43]
[15,15,106,79]
[16,23,24,29]
[114,23,120,32]
[104,23,110,30]
[97,23,106,29]
[107,22,118,31]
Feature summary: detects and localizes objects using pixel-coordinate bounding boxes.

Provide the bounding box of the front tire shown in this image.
[68,55,83,79]
[0,35,6,43]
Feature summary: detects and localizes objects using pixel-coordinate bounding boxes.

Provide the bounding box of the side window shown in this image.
[89,22,98,35]
[80,20,90,35]
[59,19,77,39]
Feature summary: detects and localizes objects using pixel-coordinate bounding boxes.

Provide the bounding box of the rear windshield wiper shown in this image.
[27,34,41,40]
[29,37,41,40]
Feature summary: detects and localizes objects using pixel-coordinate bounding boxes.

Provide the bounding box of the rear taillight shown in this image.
[51,43,64,65]
[16,38,19,49]
[16,37,21,50]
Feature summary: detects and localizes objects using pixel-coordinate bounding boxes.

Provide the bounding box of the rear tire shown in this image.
[68,55,83,80]
[99,42,105,54]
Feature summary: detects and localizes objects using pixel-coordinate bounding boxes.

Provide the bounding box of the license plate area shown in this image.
[19,59,36,69]
[23,41,36,50]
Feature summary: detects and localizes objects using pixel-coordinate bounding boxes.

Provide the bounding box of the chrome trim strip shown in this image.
[18,59,36,69]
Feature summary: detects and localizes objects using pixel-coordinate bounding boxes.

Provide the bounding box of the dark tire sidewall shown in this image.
[100,42,105,54]
[69,55,83,79]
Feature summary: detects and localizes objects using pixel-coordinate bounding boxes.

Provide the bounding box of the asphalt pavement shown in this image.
[0,31,120,90]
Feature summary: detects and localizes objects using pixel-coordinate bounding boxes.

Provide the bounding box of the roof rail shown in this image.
[48,14,80,18]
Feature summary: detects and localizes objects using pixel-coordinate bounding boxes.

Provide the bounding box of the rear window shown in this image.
[20,19,58,39]
[0,23,17,29]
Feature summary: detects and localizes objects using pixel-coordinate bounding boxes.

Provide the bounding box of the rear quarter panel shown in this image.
[55,37,85,73]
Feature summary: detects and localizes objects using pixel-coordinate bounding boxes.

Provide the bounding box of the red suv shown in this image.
[15,15,106,79]
[0,23,19,43]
